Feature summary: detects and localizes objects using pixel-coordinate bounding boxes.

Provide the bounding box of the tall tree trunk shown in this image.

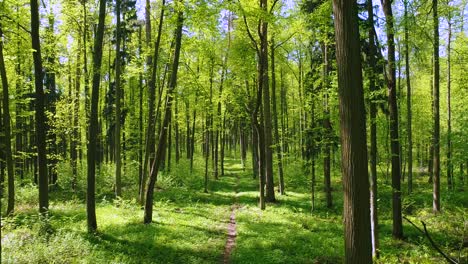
[45,12,58,187]
[140,0,166,204]
[367,0,380,257]
[333,1,373,262]
[0,25,15,215]
[204,114,210,193]
[446,13,453,190]
[72,35,82,191]
[432,0,441,213]
[260,0,275,203]
[114,0,123,197]
[404,0,413,194]
[31,0,48,214]
[382,0,403,239]
[322,43,332,209]
[310,94,316,212]
[175,99,180,164]
[87,0,106,232]
[144,4,183,223]
[190,109,196,172]
[138,26,144,192]
[271,40,285,195]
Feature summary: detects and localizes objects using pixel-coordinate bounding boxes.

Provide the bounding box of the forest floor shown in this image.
[1,158,468,263]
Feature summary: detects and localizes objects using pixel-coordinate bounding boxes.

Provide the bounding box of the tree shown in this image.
[87,0,106,232]
[114,0,123,197]
[404,0,413,194]
[446,2,453,190]
[0,24,15,215]
[367,0,379,257]
[30,0,48,214]
[432,0,440,213]
[140,0,166,204]
[144,0,183,224]
[381,0,403,239]
[332,0,372,262]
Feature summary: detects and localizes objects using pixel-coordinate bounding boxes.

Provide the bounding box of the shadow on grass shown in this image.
[84,221,223,264]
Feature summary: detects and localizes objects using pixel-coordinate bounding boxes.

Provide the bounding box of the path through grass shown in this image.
[2,158,467,263]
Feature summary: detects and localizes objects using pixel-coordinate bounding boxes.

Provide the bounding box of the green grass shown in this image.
[1,156,467,263]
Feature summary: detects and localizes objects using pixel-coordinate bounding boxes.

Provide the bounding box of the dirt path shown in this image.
[222,174,239,264]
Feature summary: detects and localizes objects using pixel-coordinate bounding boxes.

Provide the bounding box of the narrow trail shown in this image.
[222,172,239,264]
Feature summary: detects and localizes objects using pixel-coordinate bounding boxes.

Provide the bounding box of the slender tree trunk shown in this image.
[322,43,332,209]
[382,0,403,239]
[311,95,316,212]
[175,99,180,164]
[114,0,123,197]
[87,0,106,232]
[432,0,441,213]
[271,40,285,195]
[404,0,413,194]
[367,0,379,257]
[0,25,15,214]
[138,26,144,192]
[31,0,49,214]
[140,0,165,204]
[144,5,183,223]
[446,15,453,190]
[333,1,373,261]
[221,113,226,176]
[167,116,172,171]
[204,114,210,193]
[71,35,82,191]
[190,109,196,172]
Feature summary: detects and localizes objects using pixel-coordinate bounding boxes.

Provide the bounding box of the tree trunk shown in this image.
[367,0,379,257]
[140,0,165,204]
[87,0,106,232]
[204,114,210,193]
[332,1,373,262]
[0,25,15,214]
[446,14,453,190]
[404,0,413,194]
[260,0,275,203]
[138,26,144,193]
[271,40,285,195]
[190,109,196,173]
[144,4,183,223]
[432,0,441,213]
[114,0,123,197]
[322,43,332,209]
[71,34,82,191]
[382,0,403,239]
[31,0,49,214]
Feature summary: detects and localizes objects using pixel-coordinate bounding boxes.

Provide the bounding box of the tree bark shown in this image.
[87,0,106,232]
[144,4,183,223]
[271,41,285,195]
[404,0,413,194]
[0,25,15,215]
[114,0,123,197]
[332,0,373,262]
[382,0,403,239]
[322,43,332,209]
[260,0,275,203]
[140,0,166,204]
[432,0,441,213]
[446,14,453,190]
[367,0,379,257]
[31,0,49,214]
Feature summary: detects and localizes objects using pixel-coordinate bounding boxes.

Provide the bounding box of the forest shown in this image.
[0,0,467,263]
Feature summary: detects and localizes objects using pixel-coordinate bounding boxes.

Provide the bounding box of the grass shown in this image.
[1,156,467,263]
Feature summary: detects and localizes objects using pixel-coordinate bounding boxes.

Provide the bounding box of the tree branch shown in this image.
[404,216,459,264]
